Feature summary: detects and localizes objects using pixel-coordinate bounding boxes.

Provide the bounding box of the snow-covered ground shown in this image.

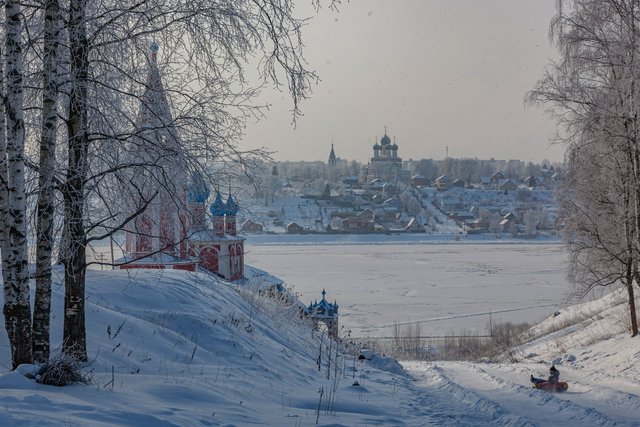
[404,288,640,426]
[245,239,570,337]
[1,244,639,426]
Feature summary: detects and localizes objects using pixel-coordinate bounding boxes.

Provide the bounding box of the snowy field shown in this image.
[1,261,640,425]
[245,236,571,337]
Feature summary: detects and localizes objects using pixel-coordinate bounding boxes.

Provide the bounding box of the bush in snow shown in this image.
[36,348,91,386]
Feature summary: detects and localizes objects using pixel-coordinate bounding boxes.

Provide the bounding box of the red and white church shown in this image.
[118,43,244,281]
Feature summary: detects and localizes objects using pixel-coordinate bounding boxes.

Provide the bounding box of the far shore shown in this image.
[242,232,564,246]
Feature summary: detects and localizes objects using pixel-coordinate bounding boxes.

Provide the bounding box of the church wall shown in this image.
[120,43,245,280]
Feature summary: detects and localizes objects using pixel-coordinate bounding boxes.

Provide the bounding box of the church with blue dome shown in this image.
[121,43,244,281]
[184,188,245,281]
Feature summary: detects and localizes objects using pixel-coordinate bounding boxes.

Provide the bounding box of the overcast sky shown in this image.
[242,0,562,165]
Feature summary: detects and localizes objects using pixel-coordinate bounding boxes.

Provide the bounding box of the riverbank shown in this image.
[244,232,563,246]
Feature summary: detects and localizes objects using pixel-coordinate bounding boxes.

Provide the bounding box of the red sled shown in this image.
[532,381,568,393]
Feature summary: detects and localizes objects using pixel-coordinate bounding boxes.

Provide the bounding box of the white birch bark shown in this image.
[33,0,61,363]
[3,0,33,368]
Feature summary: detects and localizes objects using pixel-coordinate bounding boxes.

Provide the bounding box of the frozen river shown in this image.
[244,238,571,337]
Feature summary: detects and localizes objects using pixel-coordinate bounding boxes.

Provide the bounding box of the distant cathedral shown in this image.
[369,127,402,181]
[119,43,244,281]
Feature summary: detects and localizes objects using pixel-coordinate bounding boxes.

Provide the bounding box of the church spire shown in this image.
[135,41,181,153]
[328,142,336,166]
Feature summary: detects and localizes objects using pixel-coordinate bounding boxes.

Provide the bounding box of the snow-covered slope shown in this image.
[1,267,639,426]
[0,267,417,426]
[405,287,640,426]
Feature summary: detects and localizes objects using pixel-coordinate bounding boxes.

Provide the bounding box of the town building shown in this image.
[435,174,452,190]
[369,128,403,181]
[410,173,430,187]
[241,219,264,234]
[286,222,304,233]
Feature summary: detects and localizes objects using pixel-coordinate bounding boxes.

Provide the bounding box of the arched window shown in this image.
[236,244,243,277]
[200,246,219,273]
[229,245,236,277]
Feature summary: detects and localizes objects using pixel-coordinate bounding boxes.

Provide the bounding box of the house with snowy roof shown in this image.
[480,176,493,189]
[435,174,452,190]
[410,173,429,187]
[369,178,391,194]
[382,197,402,211]
[240,219,264,234]
[405,217,425,232]
[342,217,375,231]
[491,171,506,185]
[497,178,517,192]
[523,176,539,188]
[452,178,465,188]
[500,212,519,235]
[286,222,304,234]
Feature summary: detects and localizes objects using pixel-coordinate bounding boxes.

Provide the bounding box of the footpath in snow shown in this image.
[403,360,640,427]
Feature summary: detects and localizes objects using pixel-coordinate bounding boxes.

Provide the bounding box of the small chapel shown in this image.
[304,289,339,338]
[118,42,244,281]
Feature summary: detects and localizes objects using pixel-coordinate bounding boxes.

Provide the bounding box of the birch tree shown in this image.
[0,0,335,363]
[2,0,33,368]
[33,0,61,364]
[560,126,639,336]
[530,0,640,336]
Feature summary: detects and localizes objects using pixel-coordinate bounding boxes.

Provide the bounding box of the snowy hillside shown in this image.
[1,267,639,426]
[0,267,418,426]
[406,287,640,426]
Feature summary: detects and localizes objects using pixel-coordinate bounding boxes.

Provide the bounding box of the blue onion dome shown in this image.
[187,172,210,204]
[209,192,226,216]
[373,143,381,150]
[225,194,239,216]
[380,134,391,145]
[391,143,398,151]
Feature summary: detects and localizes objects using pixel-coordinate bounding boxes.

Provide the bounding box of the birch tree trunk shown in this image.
[0,47,13,364]
[3,0,32,368]
[63,0,89,362]
[623,149,638,337]
[33,0,60,363]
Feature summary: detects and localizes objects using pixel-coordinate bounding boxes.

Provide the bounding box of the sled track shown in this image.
[464,363,631,426]
[404,363,537,427]
[405,361,639,427]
